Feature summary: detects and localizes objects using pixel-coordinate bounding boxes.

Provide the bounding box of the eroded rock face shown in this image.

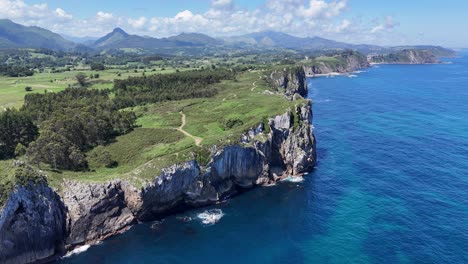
[270,67,308,97]
[209,145,267,188]
[303,53,370,76]
[0,183,67,264]
[137,161,201,220]
[62,181,136,246]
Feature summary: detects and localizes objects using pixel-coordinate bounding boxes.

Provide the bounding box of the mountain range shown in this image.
[0,19,454,56]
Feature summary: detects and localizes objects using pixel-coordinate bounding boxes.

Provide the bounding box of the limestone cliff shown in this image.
[368,49,439,64]
[0,183,67,264]
[303,51,370,76]
[269,66,307,97]
[0,82,316,264]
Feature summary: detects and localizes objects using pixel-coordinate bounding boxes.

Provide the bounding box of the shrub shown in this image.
[222,118,244,131]
[14,143,26,157]
[14,165,47,186]
[194,146,211,166]
[88,148,118,169]
[90,63,105,71]
[25,86,33,92]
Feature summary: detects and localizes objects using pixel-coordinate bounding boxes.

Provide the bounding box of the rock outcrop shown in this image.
[0,183,67,264]
[0,75,316,263]
[269,66,308,97]
[367,49,439,64]
[303,51,370,76]
[62,181,136,246]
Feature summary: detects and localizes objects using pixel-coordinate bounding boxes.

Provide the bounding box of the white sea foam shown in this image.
[353,70,367,74]
[63,245,90,258]
[281,176,305,183]
[348,74,358,78]
[197,209,224,225]
[315,99,332,103]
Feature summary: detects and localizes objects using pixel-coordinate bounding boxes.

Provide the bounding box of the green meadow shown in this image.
[0,66,196,110]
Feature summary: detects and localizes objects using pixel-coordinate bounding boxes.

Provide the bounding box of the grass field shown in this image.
[0,68,307,189]
[0,66,196,110]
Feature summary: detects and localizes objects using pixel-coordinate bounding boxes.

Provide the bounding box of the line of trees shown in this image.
[0,65,34,77]
[113,69,235,108]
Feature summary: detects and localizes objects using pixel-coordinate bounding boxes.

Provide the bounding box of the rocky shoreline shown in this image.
[0,69,317,264]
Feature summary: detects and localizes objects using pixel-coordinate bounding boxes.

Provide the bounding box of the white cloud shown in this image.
[96,11,113,21]
[299,0,347,19]
[324,19,351,33]
[0,0,406,45]
[128,16,147,29]
[371,16,399,33]
[55,8,72,20]
[213,0,232,7]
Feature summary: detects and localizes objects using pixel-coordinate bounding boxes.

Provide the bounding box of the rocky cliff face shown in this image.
[0,183,67,264]
[368,49,439,64]
[270,67,307,97]
[303,52,370,76]
[0,81,316,264]
[62,181,136,246]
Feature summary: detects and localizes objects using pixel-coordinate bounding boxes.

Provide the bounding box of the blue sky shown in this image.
[1,0,467,47]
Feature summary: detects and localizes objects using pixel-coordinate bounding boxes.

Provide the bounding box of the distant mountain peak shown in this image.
[111,28,129,36]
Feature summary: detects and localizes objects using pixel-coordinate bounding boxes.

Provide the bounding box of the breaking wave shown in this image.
[281,176,305,183]
[197,209,224,225]
[63,245,90,258]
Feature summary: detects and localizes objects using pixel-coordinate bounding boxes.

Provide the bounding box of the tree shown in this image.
[27,131,88,171]
[90,63,105,71]
[75,73,87,87]
[25,86,33,92]
[0,109,38,159]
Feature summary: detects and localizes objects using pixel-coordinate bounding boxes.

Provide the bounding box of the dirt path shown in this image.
[177,112,203,146]
[251,75,262,91]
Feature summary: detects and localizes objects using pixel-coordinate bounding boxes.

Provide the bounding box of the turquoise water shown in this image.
[59,54,468,264]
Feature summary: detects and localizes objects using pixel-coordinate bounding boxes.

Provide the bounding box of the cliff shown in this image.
[269,66,308,98]
[368,49,439,64]
[303,51,370,76]
[0,183,67,264]
[0,100,316,263]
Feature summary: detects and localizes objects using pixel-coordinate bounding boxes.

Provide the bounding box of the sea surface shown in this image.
[58,53,468,264]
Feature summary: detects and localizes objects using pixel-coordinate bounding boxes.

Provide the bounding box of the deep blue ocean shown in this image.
[59,53,468,264]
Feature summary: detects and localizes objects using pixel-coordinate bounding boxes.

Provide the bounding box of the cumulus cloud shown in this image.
[299,0,347,19]
[128,16,147,29]
[213,0,232,7]
[324,19,352,33]
[0,0,404,45]
[371,16,399,33]
[96,11,113,21]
